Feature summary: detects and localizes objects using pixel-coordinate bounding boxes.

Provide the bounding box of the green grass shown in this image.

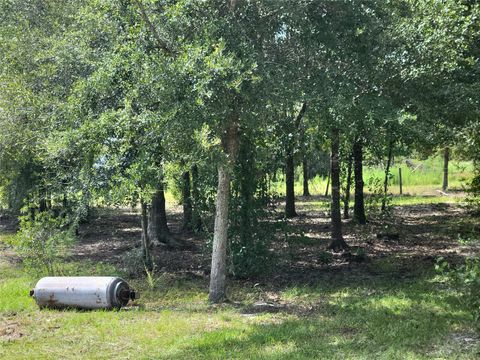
[1,252,479,358]
[364,157,473,189]
[272,156,474,197]
[0,233,15,245]
[297,195,464,213]
[390,195,463,206]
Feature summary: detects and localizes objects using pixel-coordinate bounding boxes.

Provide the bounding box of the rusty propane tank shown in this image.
[30,277,139,309]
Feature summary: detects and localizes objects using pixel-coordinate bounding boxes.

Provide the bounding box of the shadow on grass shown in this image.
[161,274,477,359]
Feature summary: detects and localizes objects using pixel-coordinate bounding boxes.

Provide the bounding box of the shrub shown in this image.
[120,247,146,277]
[466,172,480,214]
[15,211,76,277]
[351,247,367,262]
[435,257,480,323]
[227,137,277,278]
[228,218,276,278]
[366,176,392,217]
[318,250,333,265]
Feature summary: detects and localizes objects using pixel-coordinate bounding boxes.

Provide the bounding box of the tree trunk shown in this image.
[39,197,47,213]
[61,194,68,218]
[148,187,169,244]
[209,118,239,304]
[285,151,297,218]
[442,147,449,191]
[45,192,52,211]
[302,156,310,197]
[209,0,241,302]
[141,201,153,270]
[353,139,367,224]
[343,152,353,219]
[284,102,306,218]
[381,141,394,212]
[329,128,348,251]
[182,171,193,230]
[191,165,202,232]
[29,207,36,221]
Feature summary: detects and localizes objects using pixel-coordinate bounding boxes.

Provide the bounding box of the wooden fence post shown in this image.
[324,173,330,197]
[399,167,403,195]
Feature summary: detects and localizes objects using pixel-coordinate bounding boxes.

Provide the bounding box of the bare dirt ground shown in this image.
[70,198,480,286]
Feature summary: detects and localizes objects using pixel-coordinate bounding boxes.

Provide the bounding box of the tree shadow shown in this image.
[159,273,477,359]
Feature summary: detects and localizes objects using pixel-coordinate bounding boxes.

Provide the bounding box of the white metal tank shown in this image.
[30,276,139,309]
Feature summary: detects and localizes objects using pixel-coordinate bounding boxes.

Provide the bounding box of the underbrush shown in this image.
[467,171,480,214]
[436,257,480,325]
[13,212,76,277]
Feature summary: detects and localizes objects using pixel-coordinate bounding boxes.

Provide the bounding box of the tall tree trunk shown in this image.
[141,201,153,270]
[45,192,52,211]
[209,118,239,304]
[284,102,306,218]
[191,165,202,232]
[182,171,193,230]
[148,187,169,244]
[209,0,241,303]
[302,156,310,197]
[381,141,394,212]
[343,152,353,219]
[29,207,36,221]
[62,194,68,218]
[285,151,297,218]
[442,147,449,191]
[353,139,367,224]
[329,128,348,251]
[39,197,47,213]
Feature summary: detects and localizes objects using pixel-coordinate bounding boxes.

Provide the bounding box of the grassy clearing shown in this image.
[389,195,463,206]
[297,195,464,213]
[272,156,473,197]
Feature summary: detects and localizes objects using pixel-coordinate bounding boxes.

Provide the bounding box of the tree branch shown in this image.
[133,0,174,56]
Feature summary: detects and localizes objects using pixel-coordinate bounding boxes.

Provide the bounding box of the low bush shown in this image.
[435,257,480,323]
[120,247,146,277]
[318,250,333,265]
[466,172,480,214]
[15,211,76,277]
[365,176,393,217]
